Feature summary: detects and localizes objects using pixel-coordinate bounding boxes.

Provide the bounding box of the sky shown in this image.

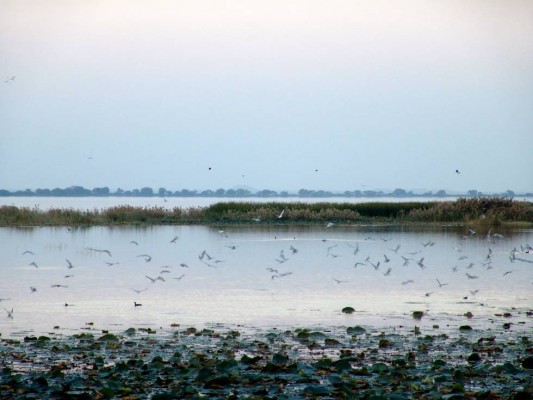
[1,0,532,194]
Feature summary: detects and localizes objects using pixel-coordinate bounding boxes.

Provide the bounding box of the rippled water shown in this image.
[1,224,532,338]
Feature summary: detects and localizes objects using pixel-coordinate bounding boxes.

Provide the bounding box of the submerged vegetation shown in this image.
[0,198,532,227]
[0,198,531,227]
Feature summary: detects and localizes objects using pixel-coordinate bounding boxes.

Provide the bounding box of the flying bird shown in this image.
[29,261,39,268]
[88,248,112,257]
[277,209,285,219]
[66,259,74,269]
[390,245,400,253]
[436,279,449,288]
[332,278,348,284]
[137,254,152,262]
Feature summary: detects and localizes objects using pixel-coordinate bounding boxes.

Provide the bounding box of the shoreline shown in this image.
[1,198,532,227]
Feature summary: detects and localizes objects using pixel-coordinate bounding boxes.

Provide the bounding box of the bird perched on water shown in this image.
[456,169,461,174]
[134,302,142,307]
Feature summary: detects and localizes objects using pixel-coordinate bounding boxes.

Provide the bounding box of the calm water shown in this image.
[1,224,532,338]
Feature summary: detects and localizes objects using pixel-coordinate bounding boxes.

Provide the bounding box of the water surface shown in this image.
[1,225,532,338]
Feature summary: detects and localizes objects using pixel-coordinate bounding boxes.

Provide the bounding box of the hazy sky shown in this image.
[1,1,532,193]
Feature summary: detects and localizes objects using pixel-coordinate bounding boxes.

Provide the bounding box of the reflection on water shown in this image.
[0,225,532,337]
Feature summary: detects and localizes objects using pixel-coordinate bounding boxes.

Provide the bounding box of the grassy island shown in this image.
[0,198,532,227]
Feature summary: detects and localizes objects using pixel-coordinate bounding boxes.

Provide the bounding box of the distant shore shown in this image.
[0,198,532,227]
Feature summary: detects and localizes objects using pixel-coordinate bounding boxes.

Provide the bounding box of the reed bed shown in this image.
[0,198,531,227]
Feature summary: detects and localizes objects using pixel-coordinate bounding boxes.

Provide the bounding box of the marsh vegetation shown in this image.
[0,198,531,227]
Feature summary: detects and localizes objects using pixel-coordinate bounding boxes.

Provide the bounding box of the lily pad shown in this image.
[347,326,366,335]
[412,311,424,320]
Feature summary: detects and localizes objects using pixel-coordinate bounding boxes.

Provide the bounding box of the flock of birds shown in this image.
[1,218,533,322]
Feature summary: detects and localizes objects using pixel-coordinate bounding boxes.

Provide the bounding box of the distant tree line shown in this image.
[0,186,529,198]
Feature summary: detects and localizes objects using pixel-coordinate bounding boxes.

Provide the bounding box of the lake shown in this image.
[1,224,532,338]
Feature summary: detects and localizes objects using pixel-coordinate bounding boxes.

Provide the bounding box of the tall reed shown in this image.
[0,198,531,226]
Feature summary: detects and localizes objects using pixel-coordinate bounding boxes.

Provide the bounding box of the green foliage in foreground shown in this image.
[0,198,532,226]
[1,325,531,399]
